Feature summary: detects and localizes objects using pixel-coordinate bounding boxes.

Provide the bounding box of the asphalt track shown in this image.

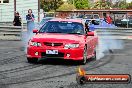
[0,39,132,88]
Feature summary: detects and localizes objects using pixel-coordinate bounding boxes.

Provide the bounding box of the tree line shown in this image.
[40,0,132,12]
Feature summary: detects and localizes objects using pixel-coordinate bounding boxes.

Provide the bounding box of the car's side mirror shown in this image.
[87,32,94,36]
[33,29,38,33]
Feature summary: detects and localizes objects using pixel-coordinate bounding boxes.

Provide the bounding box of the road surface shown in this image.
[0,40,132,88]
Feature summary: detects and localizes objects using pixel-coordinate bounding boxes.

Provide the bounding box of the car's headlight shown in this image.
[64,44,79,49]
[30,42,41,47]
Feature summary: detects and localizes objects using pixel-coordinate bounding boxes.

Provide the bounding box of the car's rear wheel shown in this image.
[27,58,38,63]
[80,46,87,65]
[91,45,98,61]
[91,50,96,61]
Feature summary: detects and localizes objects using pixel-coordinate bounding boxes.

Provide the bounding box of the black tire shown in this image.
[91,50,96,61]
[27,57,38,63]
[91,45,98,61]
[80,46,87,65]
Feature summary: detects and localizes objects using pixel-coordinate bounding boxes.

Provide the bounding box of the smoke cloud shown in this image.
[96,30,124,60]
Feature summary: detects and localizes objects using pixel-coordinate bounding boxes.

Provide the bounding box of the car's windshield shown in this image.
[39,21,84,35]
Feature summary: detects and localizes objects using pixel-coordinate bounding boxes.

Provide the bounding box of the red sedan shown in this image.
[27,19,98,64]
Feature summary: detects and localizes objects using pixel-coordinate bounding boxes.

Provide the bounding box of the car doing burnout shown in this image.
[27,19,98,64]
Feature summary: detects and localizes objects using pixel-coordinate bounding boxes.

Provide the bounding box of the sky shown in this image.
[126,0,132,3]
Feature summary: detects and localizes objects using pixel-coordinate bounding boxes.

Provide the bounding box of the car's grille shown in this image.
[41,52,64,58]
[44,42,63,47]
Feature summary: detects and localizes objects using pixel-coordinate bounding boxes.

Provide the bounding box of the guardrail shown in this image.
[0,22,27,27]
[0,26,132,41]
[0,26,22,40]
[95,28,132,36]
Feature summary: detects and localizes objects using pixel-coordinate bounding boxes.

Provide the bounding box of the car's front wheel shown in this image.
[27,57,38,63]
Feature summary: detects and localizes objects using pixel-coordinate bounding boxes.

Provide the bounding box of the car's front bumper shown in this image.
[27,46,84,60]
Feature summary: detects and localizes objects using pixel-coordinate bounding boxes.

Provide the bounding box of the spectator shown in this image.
[13,12,21,26]
[106,14,112,24]
[26,9,35,34]
[103,15,107,22]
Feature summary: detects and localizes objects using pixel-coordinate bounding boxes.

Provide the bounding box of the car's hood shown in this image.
[32,33,85,43]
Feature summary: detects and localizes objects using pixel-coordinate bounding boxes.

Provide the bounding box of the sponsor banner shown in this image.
[76,67,131,85]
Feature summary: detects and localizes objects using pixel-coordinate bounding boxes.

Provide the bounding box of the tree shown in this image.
[91,0,112,9]
[126,2,132,9]
[112,0,128,9]
[40,0,64,12]
[67,0,90,9]
[57,3,76,11]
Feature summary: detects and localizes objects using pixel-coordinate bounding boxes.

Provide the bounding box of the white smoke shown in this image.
[22,24,37,53]
[96,30,124,60]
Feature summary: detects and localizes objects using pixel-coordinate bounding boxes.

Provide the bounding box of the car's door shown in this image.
[86,36,94,57]
[86,33,98,57]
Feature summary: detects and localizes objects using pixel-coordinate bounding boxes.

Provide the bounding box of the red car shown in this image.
[27,19,98,64]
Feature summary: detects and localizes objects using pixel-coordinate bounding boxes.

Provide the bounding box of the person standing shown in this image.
[26,9,35,34]
[106,14,112,24]
[13,12,21,26]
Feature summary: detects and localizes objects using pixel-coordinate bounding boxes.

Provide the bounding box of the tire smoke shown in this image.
[96,31,124,60]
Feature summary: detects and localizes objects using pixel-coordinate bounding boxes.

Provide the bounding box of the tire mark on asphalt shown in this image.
[0,59,99,79]
[0,47,23,54]
[0,53,114,85]
[0,54,26,66]
[0,63,42,73]
[0,59,98,84]
[0,65,53,80]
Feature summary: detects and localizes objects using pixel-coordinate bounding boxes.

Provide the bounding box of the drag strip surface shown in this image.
[0,40,132,88]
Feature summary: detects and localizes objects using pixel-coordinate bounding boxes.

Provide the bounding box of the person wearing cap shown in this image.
[13,12,21,26]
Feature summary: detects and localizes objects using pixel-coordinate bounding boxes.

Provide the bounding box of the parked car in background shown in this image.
[84,14,100,22]
[84,19,117,31]
[39,17,55,27]
[35,17,55,29]
[115,14,132,28]
[128,15,132,28]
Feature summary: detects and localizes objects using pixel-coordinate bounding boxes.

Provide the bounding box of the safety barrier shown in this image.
[0,26,22,40]
[95,28,132,36]
[0,26,132,41]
